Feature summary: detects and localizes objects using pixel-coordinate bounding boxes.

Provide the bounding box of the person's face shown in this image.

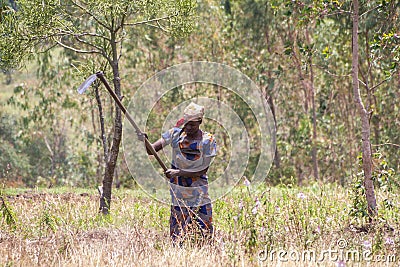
[184,120,201,135]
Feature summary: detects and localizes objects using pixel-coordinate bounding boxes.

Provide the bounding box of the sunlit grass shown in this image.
[0,184,399,266]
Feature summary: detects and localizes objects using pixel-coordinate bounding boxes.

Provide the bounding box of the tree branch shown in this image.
[372,143,400,148]
[38,42,58,54]
[75,36,105,54]
[43,135,54,158]
[313,64,352,78]
[324,10,352,17]
[58,29,112,42]
[71,0,111,31]
[123,13,178,27]
[145,22,171,33]
[114,6,128,33]
[117,12,127,61]
[55,40,102,54]
[358,78,366,88]
[156,20,170,33]
[360,5,381,17]
[358,68,390,93]
[369,78,390,92]
[358,61,369,88]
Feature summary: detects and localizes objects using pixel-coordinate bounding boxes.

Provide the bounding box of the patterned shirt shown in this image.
[162,127,217,173]
[162,127,217,207]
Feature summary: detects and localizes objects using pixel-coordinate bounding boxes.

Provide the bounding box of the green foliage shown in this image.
[1,0,197,197]
[0,112,31,180]
[0,0,196,70]
[371,152,398,191]
[267,164,297,186]
[39,207,58,234]
[0,1,19,69]
[349,152,399,221]
[349,171,369,219]
[0,1,399,264]
[5,73,78,185]
[0,140,30,179]
[1,0,399,201]
[0,189,17,230]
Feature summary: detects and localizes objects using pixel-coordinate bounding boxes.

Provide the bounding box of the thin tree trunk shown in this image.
[305,28,319,181]
[43,135,55,178]
[364,30,381,146]
[95,86,109,165]
[265,88,280,169]
[292,28,319,180]
[352,0,377,218]
[90,98,100,180]
[398,69,400,90]
[99,30,123,214]
[94,86,108,183]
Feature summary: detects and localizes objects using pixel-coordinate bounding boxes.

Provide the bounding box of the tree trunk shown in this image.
[99,31,123,214]
[265,90,280,169]
[362,30,381,147]
[94,85,109,184]
[292,28,319,180]
[352,0,377,218]
[305,28,319,181]
[95,87,108,165]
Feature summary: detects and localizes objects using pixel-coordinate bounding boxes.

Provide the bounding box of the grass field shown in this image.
[0,183,399,267]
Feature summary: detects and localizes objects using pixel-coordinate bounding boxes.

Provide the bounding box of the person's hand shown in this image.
[165,169,181,178]
[137,131,148,141]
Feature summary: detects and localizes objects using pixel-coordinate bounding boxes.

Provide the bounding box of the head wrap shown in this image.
[183,102,204,124]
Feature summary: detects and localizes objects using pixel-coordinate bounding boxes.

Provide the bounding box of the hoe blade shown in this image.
[77,74,98,94]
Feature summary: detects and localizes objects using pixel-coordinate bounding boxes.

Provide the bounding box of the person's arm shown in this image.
[165,167,209,178]
[165,156,212,178]
[145,138,166,155]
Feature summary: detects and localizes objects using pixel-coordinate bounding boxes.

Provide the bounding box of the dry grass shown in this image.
[0,184,399,267]
[1,226,233,266]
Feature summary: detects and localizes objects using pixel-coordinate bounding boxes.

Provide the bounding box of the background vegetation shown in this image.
[1,0,398,188]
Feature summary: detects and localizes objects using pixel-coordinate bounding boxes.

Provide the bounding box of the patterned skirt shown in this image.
[169,176,213,240]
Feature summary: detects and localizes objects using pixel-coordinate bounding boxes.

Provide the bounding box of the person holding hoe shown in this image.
[138,102,217,242]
